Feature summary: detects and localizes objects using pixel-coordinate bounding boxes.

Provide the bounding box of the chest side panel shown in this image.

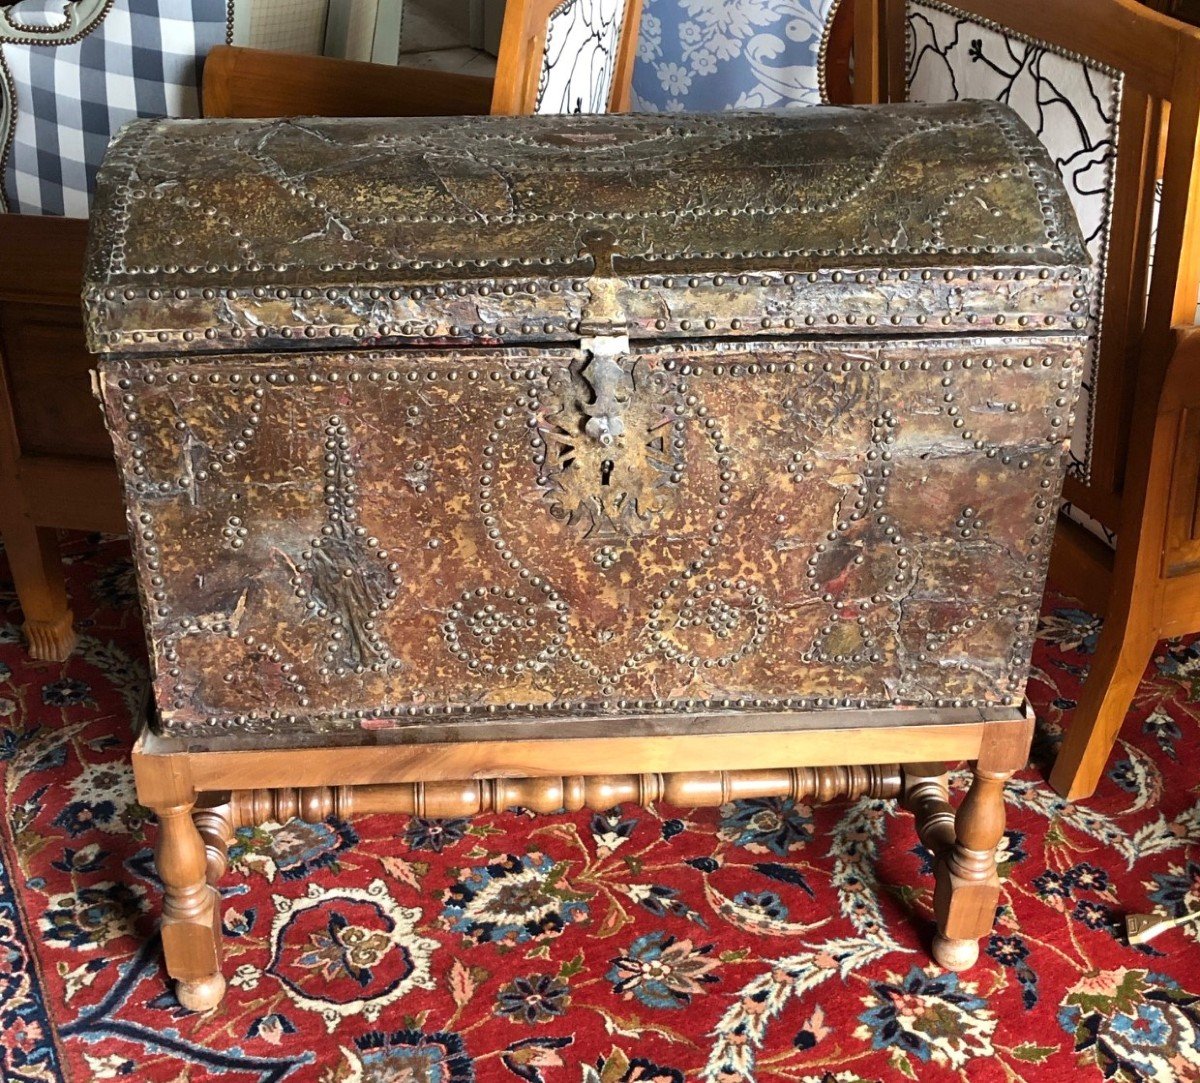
[100,337,1081,736]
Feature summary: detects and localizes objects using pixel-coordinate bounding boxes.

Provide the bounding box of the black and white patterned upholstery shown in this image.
[535,0,629,114]
[906,0,1122,502]
[1,0,232,216]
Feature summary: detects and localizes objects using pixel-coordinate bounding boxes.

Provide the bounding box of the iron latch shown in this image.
[577,229,631,446]
[578,331,631,446]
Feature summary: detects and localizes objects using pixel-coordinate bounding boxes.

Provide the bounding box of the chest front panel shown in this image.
[102,334,1080,735]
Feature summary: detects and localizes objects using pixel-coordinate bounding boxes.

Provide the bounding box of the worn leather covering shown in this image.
[86,104,1091,738]
[84,103,1088,355]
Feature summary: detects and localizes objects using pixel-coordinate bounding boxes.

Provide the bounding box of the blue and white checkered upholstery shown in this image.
[1,0,232,217]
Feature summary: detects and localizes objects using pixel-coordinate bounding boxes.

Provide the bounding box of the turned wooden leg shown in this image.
[0,518,76,661]
[931,764,1012,971]
[192,795,237,885]
[902,762,956,854]
[155,803,225,1011]
[903,717,1031,972]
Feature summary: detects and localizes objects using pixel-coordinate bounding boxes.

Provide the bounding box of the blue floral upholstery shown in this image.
[631,0,839,111]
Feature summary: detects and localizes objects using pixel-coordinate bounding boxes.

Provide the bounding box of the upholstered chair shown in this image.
[855,0,1200,798]
[0,0,234,660]
[1,0,231,215]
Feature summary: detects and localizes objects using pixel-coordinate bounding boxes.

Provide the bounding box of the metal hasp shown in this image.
[578,229,632,447]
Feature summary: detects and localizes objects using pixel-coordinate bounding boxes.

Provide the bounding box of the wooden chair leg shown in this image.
[1047,328,1200,800]
[0,518,76,661]
[1049,620,1158,800]
[154,803,226,1011]
[931,764,1012,971]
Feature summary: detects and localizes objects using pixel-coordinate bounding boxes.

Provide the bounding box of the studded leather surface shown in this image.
[83,103,1090,354]
[98,336,1083,737]
[88,104,1091,739]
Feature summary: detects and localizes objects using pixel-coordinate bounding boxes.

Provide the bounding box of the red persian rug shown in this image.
[2,532,1199,1083]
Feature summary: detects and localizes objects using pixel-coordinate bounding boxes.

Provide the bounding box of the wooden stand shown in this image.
[134,707,1034,1010]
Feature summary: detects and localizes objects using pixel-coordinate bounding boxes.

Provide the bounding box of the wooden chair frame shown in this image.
[0,213,124,660]
[491,0,643,114]
[853,0,1200,798]
[203,0,644,119]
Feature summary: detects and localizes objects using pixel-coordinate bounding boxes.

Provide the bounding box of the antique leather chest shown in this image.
[82,103,1092,1008]
[84,103,1089,741]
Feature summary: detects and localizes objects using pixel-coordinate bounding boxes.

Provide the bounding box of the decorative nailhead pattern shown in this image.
[83,104,1091,353]
[98,335,1085,735]
[85,265,1089,355]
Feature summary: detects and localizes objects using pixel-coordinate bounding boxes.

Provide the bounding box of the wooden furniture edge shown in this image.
[0,213,90,302]
[1046,322,1200,798]
[17,457,125,533]
[132,705,1034,806]
[1047,512,1116,617]
[608,0,644,111]
[201,44,494,120]
[490,0,567,115]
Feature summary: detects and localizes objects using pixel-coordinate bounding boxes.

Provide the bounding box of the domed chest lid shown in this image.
[83,102,1090,355]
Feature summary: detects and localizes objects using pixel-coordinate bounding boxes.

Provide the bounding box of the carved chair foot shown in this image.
[176,972,226,1012]
[932,933,979,972]
[24,610,76,662]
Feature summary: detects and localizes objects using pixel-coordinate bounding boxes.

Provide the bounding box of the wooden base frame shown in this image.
[133,708,1034,1011]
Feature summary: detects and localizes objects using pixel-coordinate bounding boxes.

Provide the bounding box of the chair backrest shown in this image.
[0,0,232,216]
[203,0,643,120]
[630,0,846,111]
[492,0,644,114]
[857,0,1200,537]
